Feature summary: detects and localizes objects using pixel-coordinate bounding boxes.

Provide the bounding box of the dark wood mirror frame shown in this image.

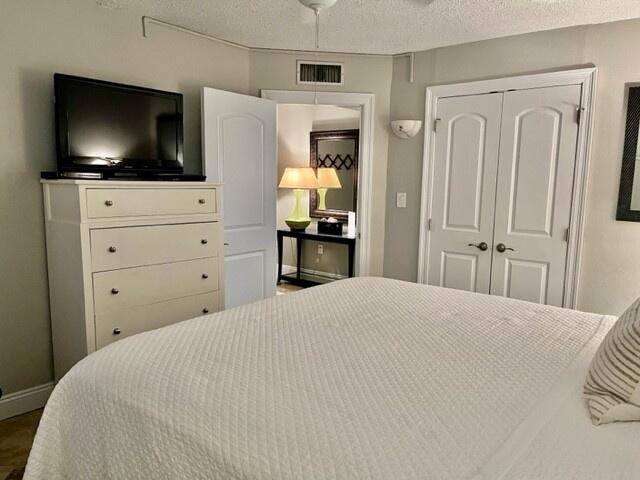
[309,129,359,221]
[616,85,640,222]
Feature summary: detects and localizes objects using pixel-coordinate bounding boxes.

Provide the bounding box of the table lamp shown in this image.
[279,167,318,231]
[316,168,342,210]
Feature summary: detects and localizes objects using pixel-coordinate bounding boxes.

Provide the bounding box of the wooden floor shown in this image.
[0,409,42,480]
[276,282,304,295]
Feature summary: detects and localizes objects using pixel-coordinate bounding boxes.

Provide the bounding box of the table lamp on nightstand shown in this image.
[316,168,341,210]
[279,167,318,231]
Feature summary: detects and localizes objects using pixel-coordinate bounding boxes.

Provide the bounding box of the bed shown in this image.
[25,278,640,479]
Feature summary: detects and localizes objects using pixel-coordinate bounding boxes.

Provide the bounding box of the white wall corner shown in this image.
[0,382,53,421]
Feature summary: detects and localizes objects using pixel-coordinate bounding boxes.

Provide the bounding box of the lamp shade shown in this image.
[316,168,341,189]
[279,167,318,189]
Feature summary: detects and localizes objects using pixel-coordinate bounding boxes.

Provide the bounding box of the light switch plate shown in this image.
[396,192,407,208]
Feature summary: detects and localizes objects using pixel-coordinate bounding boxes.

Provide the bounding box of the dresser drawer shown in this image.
[91,222,219,271]
[95,291,219,349]
[93,257,218,313]
[86,188,217,219]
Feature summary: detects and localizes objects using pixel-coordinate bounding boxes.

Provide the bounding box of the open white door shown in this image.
[202,88,277,308]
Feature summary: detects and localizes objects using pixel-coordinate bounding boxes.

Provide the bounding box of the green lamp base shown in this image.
[318,188,328,210]
[285,189,311,231]
[285,218,311,231]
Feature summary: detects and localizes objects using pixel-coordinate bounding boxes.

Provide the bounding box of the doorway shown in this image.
[262,90,376,287]
[276,104,361,289]
[201,88,375,308]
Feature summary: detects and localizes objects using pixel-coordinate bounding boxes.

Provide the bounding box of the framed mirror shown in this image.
[309,129,359,221]
[617,85,640,222]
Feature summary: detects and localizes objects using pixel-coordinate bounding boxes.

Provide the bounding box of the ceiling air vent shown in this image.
[297,61,344,86]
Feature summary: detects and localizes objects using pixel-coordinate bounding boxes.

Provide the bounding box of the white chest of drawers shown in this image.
[42,180,224,380]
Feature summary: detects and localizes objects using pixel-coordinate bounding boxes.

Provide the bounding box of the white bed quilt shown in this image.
[25,278,640,479]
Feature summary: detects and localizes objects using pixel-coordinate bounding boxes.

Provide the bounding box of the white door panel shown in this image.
[490,85,581,306]
[224,251,266,309]
[440,252,479,292]
[427,93,503,294]
[500,259,550,304]
[202,88,277,308]
[219,115,265,228]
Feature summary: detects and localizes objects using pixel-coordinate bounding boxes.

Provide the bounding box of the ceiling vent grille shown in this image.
[297,61,344,86]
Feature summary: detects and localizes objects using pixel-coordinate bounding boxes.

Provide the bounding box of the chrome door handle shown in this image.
[468,242,488,251]
[496,243,514,253]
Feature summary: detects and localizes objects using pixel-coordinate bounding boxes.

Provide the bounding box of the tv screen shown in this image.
[54,74,183,175]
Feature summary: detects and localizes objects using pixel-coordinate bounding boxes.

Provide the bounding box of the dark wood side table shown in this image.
[277,229,356,287]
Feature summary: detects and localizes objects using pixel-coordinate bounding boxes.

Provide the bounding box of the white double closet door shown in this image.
[427,85,581,306]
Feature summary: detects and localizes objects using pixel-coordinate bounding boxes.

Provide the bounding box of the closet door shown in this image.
[490,85,581,306]
[426,93,502,293]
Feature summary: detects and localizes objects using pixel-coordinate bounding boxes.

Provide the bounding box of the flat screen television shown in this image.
[54,74,184,178]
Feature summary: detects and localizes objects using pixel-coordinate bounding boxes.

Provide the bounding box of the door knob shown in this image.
[468,242,488,251]
[201,239,208,244]
[113,328,121,335]
[108,246,117,253]
[496,243,515,253]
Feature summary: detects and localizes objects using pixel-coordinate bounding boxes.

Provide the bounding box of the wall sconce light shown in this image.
[391,120,423,139]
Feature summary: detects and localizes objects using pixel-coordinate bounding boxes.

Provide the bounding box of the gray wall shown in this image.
[0,0,249,395]
[383,18,640,315]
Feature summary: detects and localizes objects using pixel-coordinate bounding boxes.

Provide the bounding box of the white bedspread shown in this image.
[25,278,640,479]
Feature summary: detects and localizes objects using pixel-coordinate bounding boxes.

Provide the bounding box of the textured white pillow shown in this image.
[584,297,640,425]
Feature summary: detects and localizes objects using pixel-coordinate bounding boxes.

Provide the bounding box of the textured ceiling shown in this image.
[104,0,640,55]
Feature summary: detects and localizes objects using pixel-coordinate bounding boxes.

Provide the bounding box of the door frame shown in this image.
[261,89,375,276]
[417,67,597,308]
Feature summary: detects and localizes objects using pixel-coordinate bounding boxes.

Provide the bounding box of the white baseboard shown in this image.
[0,382,53,421]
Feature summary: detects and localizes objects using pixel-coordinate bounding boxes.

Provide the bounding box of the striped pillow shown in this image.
[584,297,640,425]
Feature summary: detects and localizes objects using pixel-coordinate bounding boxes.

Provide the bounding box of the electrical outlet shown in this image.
[317,244,324,255]
[396,192,407,208]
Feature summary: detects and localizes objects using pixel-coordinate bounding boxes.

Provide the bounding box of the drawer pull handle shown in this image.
[202,273,209,279]
[201,239,208,245]
[105,200,114,207]
[111,288,119,295]
[113,328,121,335]
[108,246,117,253]
[198,198,206,205]
[202,308,209,314]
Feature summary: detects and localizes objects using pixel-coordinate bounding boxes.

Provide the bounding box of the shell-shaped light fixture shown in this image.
[391,120,423,139]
